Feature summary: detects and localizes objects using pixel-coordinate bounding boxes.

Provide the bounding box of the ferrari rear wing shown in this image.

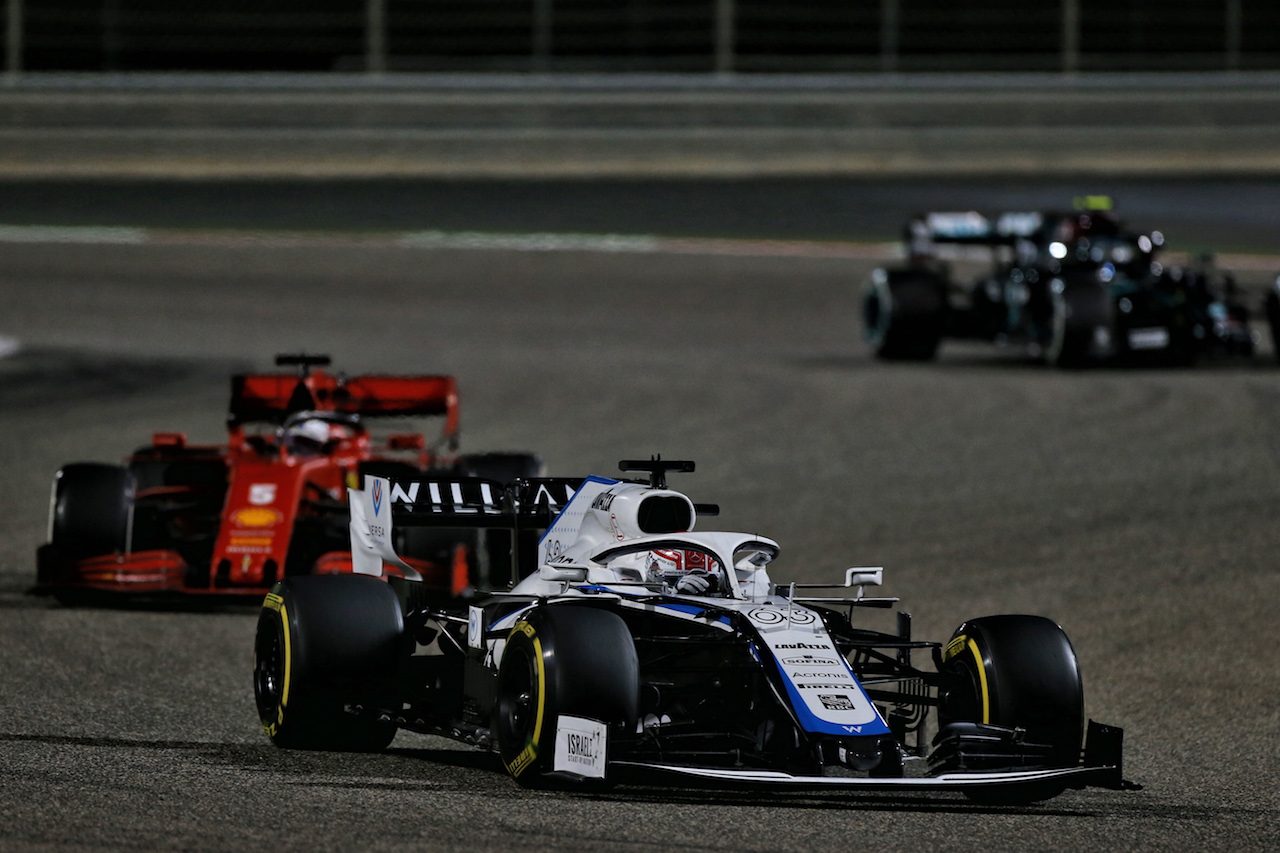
[228,371,460,434]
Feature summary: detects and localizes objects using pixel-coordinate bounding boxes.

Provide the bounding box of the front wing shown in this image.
[614,719,1135,793]
[611,762,1125,792]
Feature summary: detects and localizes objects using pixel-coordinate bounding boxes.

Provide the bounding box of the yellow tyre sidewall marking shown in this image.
[505,621,547,778]
[258,598,292,736]
[943,633,991,725]
[281,602,292,713]
[967,638,990,724]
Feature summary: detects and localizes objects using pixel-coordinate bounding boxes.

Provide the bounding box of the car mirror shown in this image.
[540,565,586,583]
[844,567,883,588]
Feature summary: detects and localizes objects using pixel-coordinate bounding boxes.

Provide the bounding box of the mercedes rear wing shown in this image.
[906,211,1044,254]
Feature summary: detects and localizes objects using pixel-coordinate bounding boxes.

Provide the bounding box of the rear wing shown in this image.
[906,211,1044,254]
[367,476,584,526]
[348,475,583,581]
[228,371,459,435]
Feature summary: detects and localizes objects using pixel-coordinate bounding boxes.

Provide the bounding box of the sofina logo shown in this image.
[372,479,383,516]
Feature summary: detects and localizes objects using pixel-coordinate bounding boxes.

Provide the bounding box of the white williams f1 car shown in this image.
[252,459,1135,803]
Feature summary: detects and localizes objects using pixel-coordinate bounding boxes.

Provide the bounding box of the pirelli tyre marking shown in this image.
[259,592,293,737]
[280,602,293,718]
[943,633,990,724]
[504,621,547,779]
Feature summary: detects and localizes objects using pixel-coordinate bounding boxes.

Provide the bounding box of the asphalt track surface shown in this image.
[1,182,1279,851]
[1,176,1279,252]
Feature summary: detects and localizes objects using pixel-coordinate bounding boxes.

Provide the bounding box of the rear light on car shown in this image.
[388,434,425,450]
[152,432,187,449]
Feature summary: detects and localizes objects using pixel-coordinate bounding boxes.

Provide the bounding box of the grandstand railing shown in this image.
[4,1,1277,76]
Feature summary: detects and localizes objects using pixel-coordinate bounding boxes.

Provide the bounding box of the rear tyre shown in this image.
[496,606,638,788]
[939,614,1084,804]
[1266,284,1280,365]
[863,271,946,361]
[1046,284,1111,368]
[254,575,403,752]
[48,463,134,559]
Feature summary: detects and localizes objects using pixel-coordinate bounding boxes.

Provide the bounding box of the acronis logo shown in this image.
[372,479,383,516]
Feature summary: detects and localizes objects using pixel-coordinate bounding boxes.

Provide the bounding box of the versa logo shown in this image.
[372,479,383,516]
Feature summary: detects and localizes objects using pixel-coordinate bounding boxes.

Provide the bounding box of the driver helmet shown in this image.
[281,417,332,454]
[645,548,721,587]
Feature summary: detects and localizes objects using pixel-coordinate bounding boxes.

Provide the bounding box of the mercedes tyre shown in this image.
[863,271,946,361]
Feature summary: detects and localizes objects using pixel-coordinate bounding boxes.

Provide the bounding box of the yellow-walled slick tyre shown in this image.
[496,605,637,788]
[939,614,1085,804]
[254,575,402,752]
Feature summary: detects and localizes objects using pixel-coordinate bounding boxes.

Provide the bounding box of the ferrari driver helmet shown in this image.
[281,416,332,455]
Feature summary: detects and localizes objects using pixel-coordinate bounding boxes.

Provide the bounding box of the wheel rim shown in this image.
[1047,294,1067,363]
[863,284,889,346]
[497,645,538,753]
[940,652,985,726]
[253,620,285,723]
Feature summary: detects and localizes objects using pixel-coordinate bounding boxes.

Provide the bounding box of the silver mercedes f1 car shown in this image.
[252,459,1135,803]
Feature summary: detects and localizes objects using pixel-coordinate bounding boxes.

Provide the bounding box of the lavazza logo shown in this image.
[773,641,833,651]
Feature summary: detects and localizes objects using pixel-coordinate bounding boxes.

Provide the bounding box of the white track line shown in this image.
[0,224,1273,268]
[0,225,147,244]
[0,223,902,260]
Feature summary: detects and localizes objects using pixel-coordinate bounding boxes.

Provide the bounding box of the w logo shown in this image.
[371,479,383,516]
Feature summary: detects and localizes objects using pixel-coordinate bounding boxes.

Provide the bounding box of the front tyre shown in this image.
[1046,285,1112,368]
[1266,281,1280,365]
[254,575,403,752]
[496,606,638,787]
[938,614,1084,803]
[48,463,134,559]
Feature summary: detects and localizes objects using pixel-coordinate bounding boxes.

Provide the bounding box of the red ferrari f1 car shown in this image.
[35,354,541,601]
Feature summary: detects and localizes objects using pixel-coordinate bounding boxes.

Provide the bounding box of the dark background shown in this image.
[16,0,1280,72]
